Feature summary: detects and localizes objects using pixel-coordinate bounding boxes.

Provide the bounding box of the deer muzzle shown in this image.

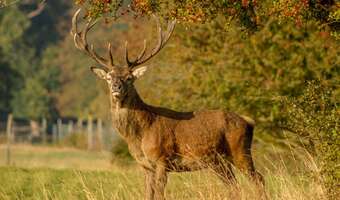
[112,92,120,98]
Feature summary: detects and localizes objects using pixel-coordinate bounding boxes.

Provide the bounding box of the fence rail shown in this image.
[0,114,118,165]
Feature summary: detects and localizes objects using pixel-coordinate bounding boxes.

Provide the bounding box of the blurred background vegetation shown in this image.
[0,0,339,198]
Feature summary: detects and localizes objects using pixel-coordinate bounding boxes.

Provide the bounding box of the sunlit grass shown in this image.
[0,144,112,170]
[0,143,326,200]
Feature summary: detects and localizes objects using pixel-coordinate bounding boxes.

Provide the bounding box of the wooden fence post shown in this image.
[52,124,57,144]
[57,119,62,142]
[6,114,13,166]
[68,120,74,135]
[87,116,93,151]
[77,118,83,133]
[97,118,103,150]
[42,118,47,144]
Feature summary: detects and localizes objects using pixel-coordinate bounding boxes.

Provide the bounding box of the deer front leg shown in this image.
[154,162,168,200]
[144,168,155,200]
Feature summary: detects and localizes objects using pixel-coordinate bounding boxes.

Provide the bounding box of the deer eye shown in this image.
[106,77,112,82]
[126,76,133,81]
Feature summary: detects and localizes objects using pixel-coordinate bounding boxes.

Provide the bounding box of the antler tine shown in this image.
[125,39,147,67]
[71,8,116,69]
[150,15,163,55]
[108,43,114,67]
[136,40,147,61]
[83,21,109,67]
[71,9,81,35]
[125,15,176,69]
[125,41,133,67]
[163,19,176,45]
[71,9,82,49]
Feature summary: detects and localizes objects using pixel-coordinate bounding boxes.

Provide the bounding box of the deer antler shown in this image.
[71,9,116,69]
[125,16,176,69]
[71,9,176,71]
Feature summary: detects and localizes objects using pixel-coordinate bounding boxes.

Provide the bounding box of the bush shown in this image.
[59,132,88,150]
[281,80,339,198]
[110,138,133,165]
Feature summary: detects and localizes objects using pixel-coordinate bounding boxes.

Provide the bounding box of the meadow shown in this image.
[0,142,326,200]
[0,1,338,200]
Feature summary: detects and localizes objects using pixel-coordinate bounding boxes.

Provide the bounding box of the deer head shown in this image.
[71,9,176,102]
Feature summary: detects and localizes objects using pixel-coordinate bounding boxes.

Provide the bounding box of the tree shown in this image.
[12,46,61,120]
[0,5,31,115]
[0,1,68,120]
[75,0,339,35]
[12,78,52,119]
[136,16,339,136]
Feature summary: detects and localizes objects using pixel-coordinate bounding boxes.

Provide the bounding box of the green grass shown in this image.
[0,145,112,170]
[0,167,142,200]
[0,144,327,200]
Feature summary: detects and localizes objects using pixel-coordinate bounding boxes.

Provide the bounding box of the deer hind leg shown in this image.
[144,168,155,200]
[232,149,262,182]
[230,142,267,200]
[228,125,264,186]
[232,147,267,199]
[154,162,168,200]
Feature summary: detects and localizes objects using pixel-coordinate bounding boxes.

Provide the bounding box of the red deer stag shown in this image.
[71,9,263,200]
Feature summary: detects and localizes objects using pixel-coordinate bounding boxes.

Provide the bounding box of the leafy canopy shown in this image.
[75,0,339,35]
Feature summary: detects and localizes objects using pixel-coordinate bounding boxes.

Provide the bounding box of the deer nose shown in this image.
[112,83,122,91]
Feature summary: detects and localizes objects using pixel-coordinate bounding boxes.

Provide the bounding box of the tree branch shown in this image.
[26,0,46,19]
[0,0,46,19]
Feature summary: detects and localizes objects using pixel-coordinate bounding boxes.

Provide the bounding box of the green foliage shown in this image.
[138,18,339,136]
[11,46,61,120]
[110,138,133,164]
[131,0,257,29]
[75,0,124,19]
[60,132,88,150]
[12,78,52,120]
[0,5,33,114]
[0,6,36,78]
[0,64,19,114]
[0,5,30,51]
[75,0,339,35]
[329,6,340,39]
[76,0,258,29]
[281,81,339,198]
[49,35,110,119]
[39,47,62,93]
[23,0,72,54]
[0,1,69,119]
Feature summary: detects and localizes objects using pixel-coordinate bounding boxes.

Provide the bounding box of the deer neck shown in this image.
[110,88,153,141]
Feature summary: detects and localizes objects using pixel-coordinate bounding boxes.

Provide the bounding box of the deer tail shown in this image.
[240,115,256,127]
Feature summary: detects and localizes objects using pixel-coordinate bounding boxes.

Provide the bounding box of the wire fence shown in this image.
[0,114,119,154]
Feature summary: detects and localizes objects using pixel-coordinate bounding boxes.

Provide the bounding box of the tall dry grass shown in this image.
[74,144,326,200]
[0,141,327,200]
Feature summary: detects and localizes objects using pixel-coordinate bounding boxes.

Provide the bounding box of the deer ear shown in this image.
[90,67,108,79]
[132,66,148,79]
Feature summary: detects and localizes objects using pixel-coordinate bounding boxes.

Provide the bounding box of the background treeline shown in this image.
[0,0,71,120]
[0,0,339,197]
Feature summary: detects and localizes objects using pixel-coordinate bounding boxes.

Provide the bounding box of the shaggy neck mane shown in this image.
[110,87,194,141]
[110,88,154,141]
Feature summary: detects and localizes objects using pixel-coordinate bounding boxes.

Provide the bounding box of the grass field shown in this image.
[0,145,112,170]
[0,144,327,200]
